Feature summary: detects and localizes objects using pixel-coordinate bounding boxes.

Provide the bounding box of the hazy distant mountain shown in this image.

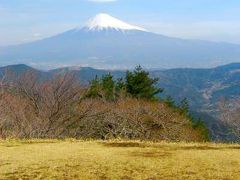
[0,64,50,80]
[1,13,240,69]
[51,63,240,115]
[50,63,240,116]
[51,63,240,140]
[2,63,239,115]
[155,63,240,111]
[154,63,240,141]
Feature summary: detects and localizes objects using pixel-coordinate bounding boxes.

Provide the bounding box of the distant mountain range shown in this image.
[1,63,240,141]
[1,13,240,69]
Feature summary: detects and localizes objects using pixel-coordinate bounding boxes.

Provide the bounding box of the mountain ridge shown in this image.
[1,13,240,69]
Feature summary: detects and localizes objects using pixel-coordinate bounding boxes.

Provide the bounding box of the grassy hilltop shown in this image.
[0,140,240,179]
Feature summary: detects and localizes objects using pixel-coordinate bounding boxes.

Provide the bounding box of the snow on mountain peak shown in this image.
[84,13,147,32]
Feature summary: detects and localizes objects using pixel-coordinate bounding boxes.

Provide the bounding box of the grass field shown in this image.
[0,140,240,179]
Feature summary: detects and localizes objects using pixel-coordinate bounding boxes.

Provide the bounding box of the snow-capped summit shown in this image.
[84,13,147,32]
[2,13,240,70]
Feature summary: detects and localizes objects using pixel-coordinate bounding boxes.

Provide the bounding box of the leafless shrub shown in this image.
[0,71,102,138]
[0,70,204,141]
[218,98,240,139]
[76,98,203,141]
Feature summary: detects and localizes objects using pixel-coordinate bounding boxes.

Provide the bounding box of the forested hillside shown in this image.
[50,63,240,141]
[0,65,207,141]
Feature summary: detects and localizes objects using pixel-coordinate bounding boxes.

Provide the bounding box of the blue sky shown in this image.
[0,0,240,45]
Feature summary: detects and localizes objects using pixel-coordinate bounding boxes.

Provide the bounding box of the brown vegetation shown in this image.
[0,71,206,141]
[218,98,240,139]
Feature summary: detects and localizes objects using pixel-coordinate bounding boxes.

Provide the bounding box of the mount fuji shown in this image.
[1,13,240,69]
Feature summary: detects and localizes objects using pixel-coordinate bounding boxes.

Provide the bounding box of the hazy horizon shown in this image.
[1,0,240,46]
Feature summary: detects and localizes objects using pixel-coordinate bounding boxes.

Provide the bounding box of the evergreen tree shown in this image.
[179,98,190,115]
[125,65,163,100]
[116,78,125,91]
[87,65,164,101]
[86,75,102,98]
[164,96,176,107]
[101,73,116,101]
[115,78,126,98]
[87,73,117,101]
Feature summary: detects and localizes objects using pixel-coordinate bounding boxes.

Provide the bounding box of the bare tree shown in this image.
[0,69,17,138]
[0,71,103,138]
[218,98,240,140]
[0,70,205,141]
[76,98,197,141]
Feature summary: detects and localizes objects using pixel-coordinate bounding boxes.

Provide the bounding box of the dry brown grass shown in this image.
[0,139,240,179]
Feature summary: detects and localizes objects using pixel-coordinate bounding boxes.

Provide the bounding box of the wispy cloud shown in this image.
[141,20,240,44]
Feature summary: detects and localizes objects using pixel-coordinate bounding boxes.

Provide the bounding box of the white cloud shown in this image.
[32,33,42,38]
[87,0,117,3]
